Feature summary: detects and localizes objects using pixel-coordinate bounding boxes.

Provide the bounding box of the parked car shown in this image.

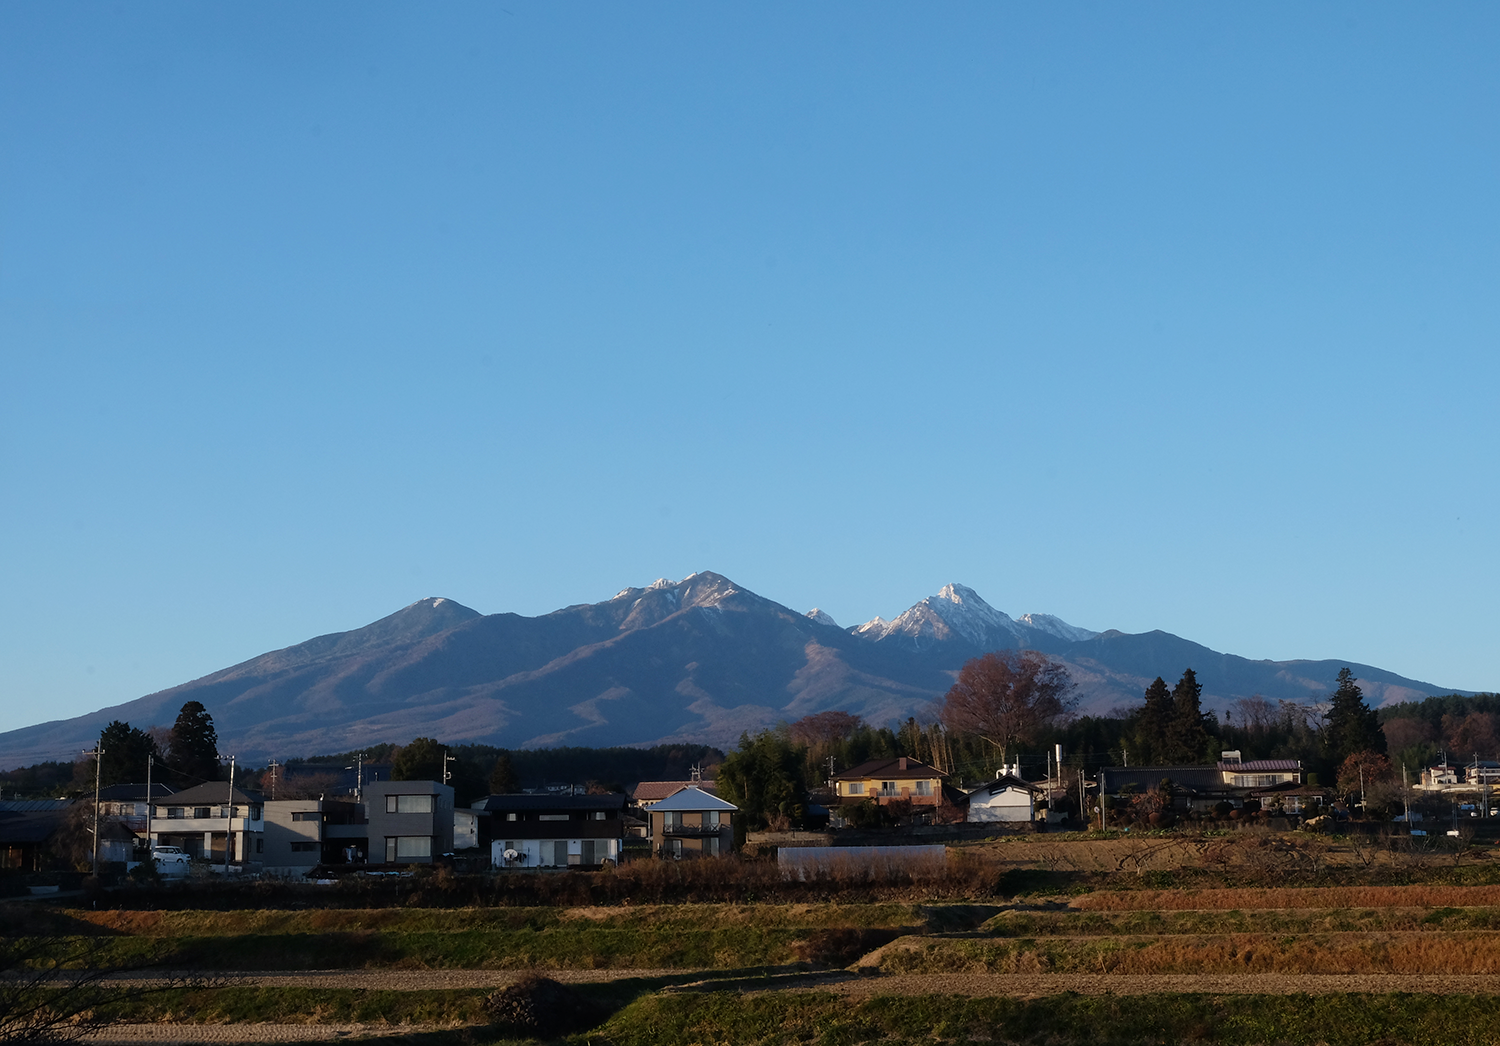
[151,845,191,876]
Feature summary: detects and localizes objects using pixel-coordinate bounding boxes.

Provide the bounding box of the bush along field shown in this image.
[10,833,1500,1044]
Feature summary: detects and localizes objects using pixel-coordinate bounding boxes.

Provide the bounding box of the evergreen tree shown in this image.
[488,751,520,794]
[1323,667,1385,766]
[1166,668,1212,764]
[1133,677,1174,763]
[391,737,444,781]
[96,721,158,788]
[716,730,809,837]
[166,701,219,785]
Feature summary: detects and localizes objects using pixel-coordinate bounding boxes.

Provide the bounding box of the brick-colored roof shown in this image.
[834,757,944,781]
[631,780,717,803]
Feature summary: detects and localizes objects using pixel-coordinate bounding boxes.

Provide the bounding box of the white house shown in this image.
[966,767,1038,823]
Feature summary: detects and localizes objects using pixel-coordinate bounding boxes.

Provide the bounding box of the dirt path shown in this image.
[84,1024,447,1043]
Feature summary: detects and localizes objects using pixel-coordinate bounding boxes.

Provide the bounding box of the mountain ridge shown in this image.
[0,572,1474,769]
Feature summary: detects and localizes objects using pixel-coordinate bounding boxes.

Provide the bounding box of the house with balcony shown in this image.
[150,782,265,868]
[474,792,627,868]
[833,757,946,807]
[648,785,736,857]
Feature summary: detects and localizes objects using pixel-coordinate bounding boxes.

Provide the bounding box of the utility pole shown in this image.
[826,755,836,790]
[145,753,154,856]
[224,756,236,876]
[267,760,280,800]
[1097,769,1105,831]
[442,751,454,786]
[84,745,103,876]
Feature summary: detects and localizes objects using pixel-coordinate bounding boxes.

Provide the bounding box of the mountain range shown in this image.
[0,572,1472,769]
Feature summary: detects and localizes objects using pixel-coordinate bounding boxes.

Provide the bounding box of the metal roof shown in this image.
[647,786,738,813]
[631,780,718,802]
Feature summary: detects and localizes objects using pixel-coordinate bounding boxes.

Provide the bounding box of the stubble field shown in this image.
[12,827,1500,1045]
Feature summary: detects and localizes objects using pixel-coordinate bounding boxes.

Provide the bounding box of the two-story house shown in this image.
[150,782,264,868]
[833,757,946,807]
[647,786,736,858]
[364,780,455,864]
[474,793,627,868]
[261,798,367,877]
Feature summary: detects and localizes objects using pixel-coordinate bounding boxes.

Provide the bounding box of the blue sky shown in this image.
[2,4,1497,737]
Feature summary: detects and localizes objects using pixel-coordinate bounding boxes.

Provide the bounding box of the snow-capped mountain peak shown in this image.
[1016,613,1100,643]
[805,608,841,628]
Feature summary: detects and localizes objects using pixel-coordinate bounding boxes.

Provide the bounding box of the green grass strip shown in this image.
[575,991,1500,1046]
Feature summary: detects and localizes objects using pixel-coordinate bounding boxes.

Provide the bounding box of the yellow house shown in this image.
[833,756,945,807]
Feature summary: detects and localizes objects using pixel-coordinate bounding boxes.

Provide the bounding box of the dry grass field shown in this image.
[13,828,1500,1044]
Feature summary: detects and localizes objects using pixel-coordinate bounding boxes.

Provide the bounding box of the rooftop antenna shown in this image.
[690,764,702,784]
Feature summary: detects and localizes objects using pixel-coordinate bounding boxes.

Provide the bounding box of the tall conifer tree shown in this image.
[1166,668,1211,763]
[1323,667,1386,766]
[166,701,220,785]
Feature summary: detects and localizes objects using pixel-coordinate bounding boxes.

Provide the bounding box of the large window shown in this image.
[915,781,932,796]
[291,811,320,822]
[385,794,434,814]
[847,782,864,795]
[385,836,432,861]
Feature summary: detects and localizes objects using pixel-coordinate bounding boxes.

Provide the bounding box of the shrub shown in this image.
[483,975,599,1037]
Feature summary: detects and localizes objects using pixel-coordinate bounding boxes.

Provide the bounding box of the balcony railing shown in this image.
[662,823,724,837]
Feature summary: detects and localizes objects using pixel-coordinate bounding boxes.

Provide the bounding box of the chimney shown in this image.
[898,757,907,771]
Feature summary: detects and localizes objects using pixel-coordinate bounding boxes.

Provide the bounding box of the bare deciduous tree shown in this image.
[938,650,1074,763]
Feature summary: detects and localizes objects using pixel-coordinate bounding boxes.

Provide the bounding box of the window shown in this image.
[291,811,320,822]
[915,781,932,796]
[663,811,681,828]
[290,842,318,852]
[250,806,263,821]
[255,838,264,854]
[385,794,434,814]
[386,836,431,860]
[505,812,518,821]
[847,782,864,795]
[592,811,607,820]
[168,807,184,819]
[194,807,211,819]
[706,811,720,827]
[880,782,897,796]
[538,813,568,821]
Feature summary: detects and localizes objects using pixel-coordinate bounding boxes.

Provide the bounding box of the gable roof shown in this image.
[631,780,718,803]
[99,783,177,801]
[968,774,1038,798]
[160,782,264,806]
[835,757,944,781]
[648,786,738,813]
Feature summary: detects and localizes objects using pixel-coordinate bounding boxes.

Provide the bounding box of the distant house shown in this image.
[151,782,265,867]
[97,783,176,834]
[1100,755,1309,814]
[833,757,946,807]
[967,769,1039,823]
[474,793,627,868]
[0,800,72,872]
[631,780,719,809]
[648,786,736,858]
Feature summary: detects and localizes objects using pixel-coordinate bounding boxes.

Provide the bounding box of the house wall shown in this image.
[365,781,455,864]
[262,800,327,877]
[150,802,264,866]
[968,788,1034,823]
[836,777,942,806]
[650,809,732,856]
[491,836,620,868]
